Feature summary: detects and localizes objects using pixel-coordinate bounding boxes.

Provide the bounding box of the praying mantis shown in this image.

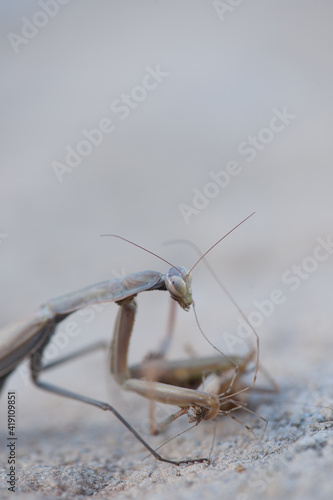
[0,213,260,465]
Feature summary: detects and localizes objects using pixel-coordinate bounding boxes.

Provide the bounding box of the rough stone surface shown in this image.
[1,370,332,499]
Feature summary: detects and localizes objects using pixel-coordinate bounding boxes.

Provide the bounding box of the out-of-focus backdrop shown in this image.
[0,2,332,499]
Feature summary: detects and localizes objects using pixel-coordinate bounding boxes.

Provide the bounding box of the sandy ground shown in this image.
[1,2,333,499]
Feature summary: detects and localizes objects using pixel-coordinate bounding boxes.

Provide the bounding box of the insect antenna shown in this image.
[195,260,260,401]
[188,212,255,275]
[164,213,260,400]
[192,303,240,390]
[100,234,185,277]
[218,398,268,437]
[152,421,203,455]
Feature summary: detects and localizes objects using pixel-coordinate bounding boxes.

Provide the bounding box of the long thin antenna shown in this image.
[165,235,260,399]
[188,212,255,275]
[153,420,202,454]
[100,234,184,276]
[192,302,239,389]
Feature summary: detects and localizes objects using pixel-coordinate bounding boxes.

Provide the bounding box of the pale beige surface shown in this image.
[0,2,333,499]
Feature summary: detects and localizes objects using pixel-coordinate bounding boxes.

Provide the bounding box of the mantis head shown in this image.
[165,267,192,311]
[102,212,255,312]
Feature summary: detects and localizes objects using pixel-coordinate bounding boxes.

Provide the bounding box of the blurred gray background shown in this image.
[0,1,332,499]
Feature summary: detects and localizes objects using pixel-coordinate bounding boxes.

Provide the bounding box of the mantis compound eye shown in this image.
[167,275,186,298]
[165,267,189,298]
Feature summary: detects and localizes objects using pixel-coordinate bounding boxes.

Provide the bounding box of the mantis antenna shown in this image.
[101,212,255,278]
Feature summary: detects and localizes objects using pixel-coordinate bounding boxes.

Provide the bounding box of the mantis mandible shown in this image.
[0,213,258,465]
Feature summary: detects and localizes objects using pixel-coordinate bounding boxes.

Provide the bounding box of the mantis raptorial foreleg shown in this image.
[111,297,220,424]
[111,296,261,441]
